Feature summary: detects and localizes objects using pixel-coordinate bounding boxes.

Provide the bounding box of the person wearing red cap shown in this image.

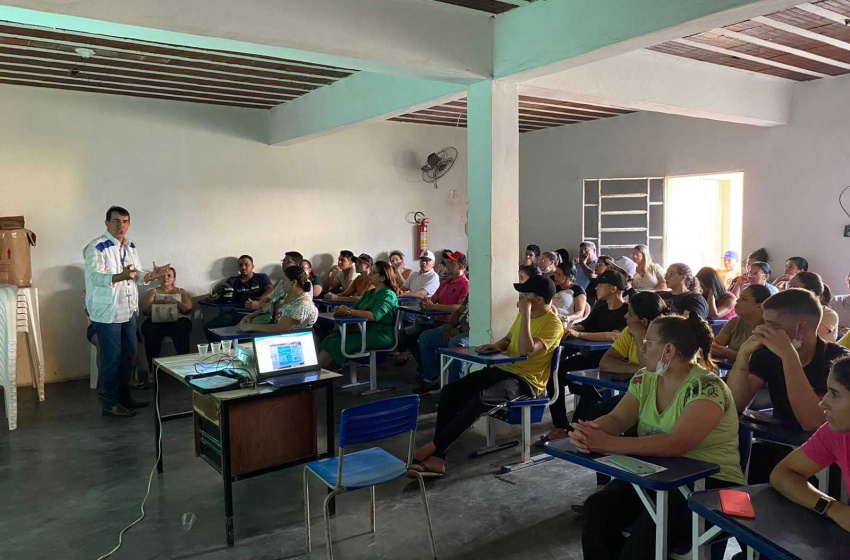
[398,252,470,373]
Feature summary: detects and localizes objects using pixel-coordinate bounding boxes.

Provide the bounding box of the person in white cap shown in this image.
[399,250,440,299]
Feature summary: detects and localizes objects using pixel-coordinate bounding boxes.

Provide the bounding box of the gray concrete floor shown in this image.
[0,362,740,560]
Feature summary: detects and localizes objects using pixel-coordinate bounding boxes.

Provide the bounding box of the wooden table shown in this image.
[152,352,341,547]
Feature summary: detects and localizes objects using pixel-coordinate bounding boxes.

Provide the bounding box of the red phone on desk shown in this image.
[719,490,756,519]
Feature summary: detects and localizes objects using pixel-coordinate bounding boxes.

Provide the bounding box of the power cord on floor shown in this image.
[96,365,163,560]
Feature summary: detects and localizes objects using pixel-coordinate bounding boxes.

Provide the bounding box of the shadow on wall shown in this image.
[29,265,89,383]
[209,257,238,287]
[310,254,336,276]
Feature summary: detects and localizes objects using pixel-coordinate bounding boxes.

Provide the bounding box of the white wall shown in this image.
[1,85,468,383]
[520,73,850,296]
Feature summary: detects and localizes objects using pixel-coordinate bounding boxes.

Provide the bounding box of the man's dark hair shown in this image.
[519,265,542,278]
[284,251,304,265]
[526,244,541,257]
[787,256,809,272]
[750,261,771,276]
[105,206,130,222]
[762,288,822,321]
[339,250,355,261]
[238,254,254,264]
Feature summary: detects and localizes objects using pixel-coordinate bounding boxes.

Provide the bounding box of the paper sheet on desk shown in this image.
[596,455,667,476]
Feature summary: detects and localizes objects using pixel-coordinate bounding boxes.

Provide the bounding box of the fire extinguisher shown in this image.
[414,212,429,258]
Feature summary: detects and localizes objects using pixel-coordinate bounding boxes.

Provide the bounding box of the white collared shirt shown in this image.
[83,231,149,324]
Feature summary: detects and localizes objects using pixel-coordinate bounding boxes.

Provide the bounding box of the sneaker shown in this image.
[102,404,136,418]
[120,398,149,409]
[412,383,440,395]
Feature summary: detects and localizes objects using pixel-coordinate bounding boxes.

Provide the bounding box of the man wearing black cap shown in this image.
[410,275,563,476]
[325,253,375,302]
[545,269,629,441]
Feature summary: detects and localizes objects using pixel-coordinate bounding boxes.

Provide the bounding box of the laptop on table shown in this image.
[252,329,321,386]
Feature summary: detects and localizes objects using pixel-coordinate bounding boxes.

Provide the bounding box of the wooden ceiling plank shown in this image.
[517,95,633,114]
[0,67,294,103]
[0,22,357,77]
[0,47,325,90]
[672,37,831,77]
[0,42,338,85]
[753,15,850,53]
[0,56,309,97]
[389,117,467,128]
[396,114,467,125]
[796,3,850,24]
[0,78,275,108]
[518,101,620,118]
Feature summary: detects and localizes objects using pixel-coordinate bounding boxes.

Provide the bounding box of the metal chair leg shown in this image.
[323,490,341,560]
[413,472,438,560]
[303,468,312,552]
[370,485,376,533]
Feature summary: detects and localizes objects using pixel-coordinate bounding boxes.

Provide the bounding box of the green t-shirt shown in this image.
[627,365,746,485]
[499,309,564,395]
[611,327,640,365]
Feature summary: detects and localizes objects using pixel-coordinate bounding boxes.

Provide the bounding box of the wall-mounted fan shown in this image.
[421,147,458,189]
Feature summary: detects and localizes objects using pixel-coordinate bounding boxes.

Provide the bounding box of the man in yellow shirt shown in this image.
[411,275,563,476]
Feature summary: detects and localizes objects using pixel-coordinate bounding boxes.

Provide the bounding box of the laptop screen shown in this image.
[253,330,319,378]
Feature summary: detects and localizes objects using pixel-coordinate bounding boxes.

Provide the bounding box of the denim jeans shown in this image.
[418,325,469,385]
[94,314,137,409]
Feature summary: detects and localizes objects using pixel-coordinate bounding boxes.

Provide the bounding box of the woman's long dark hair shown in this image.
[283,265,311,292]
[696,267,727,303]
[373,261,401,294]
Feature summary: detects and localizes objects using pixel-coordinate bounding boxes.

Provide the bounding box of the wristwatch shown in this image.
[814,497,834,516]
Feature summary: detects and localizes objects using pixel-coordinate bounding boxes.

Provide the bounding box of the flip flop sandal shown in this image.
[408,460,444,478]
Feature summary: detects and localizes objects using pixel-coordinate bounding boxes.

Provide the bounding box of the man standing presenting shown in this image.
[85,206,169,418]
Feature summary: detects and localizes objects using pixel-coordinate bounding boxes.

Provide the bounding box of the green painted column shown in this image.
[466,80,519,346]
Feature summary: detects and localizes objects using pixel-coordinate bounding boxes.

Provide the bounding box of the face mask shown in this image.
[654,344,671,376]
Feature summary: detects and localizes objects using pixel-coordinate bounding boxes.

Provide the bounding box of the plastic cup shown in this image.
[211,342,222,354]
[197,344,209,357]
[222,340,233,355]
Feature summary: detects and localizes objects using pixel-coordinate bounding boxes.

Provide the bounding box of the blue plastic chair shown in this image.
[303,395,437,560]
[469,347,563,473]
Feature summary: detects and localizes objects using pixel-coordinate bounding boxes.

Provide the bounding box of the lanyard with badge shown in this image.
[121,245,133,303]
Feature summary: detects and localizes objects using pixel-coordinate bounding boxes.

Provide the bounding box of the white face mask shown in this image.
[654,344,671,376]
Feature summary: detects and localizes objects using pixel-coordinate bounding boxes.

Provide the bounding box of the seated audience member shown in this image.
[584,254,615,308]
[573,241,598,290]
[323,250,359,294]
[523,244,541,267]
[840,332,850,350]
[555,248,570,267]
[717,250,740,287]
[770,356,850,533]
[790,271,839,342]
[579,315,746,559]
[204,254,273,340]
[318,261,400,369]
[410,276,562,476]
[301,259,323,298]
[398,252,470,370]
[545,270,629,438]
[238,265,318,333]
[774,256,809,291]
[611,257,639,302]
[413,296,470,393]
[139,267,193,371]
[389,250,414,283]
[830,270,850,331]
[551,262,587,327]
[247,251,306,309]
[731,260,780,299]
[399,250,440,299]
[518,264,542,283]
[325,253,375,302]
[538,251,559,278]
[696,266,737,319]
[712,285,770,362]
[726,289,850,483]
[729,248,770,294]
[659,263,709,319]
[631,244,667,292]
